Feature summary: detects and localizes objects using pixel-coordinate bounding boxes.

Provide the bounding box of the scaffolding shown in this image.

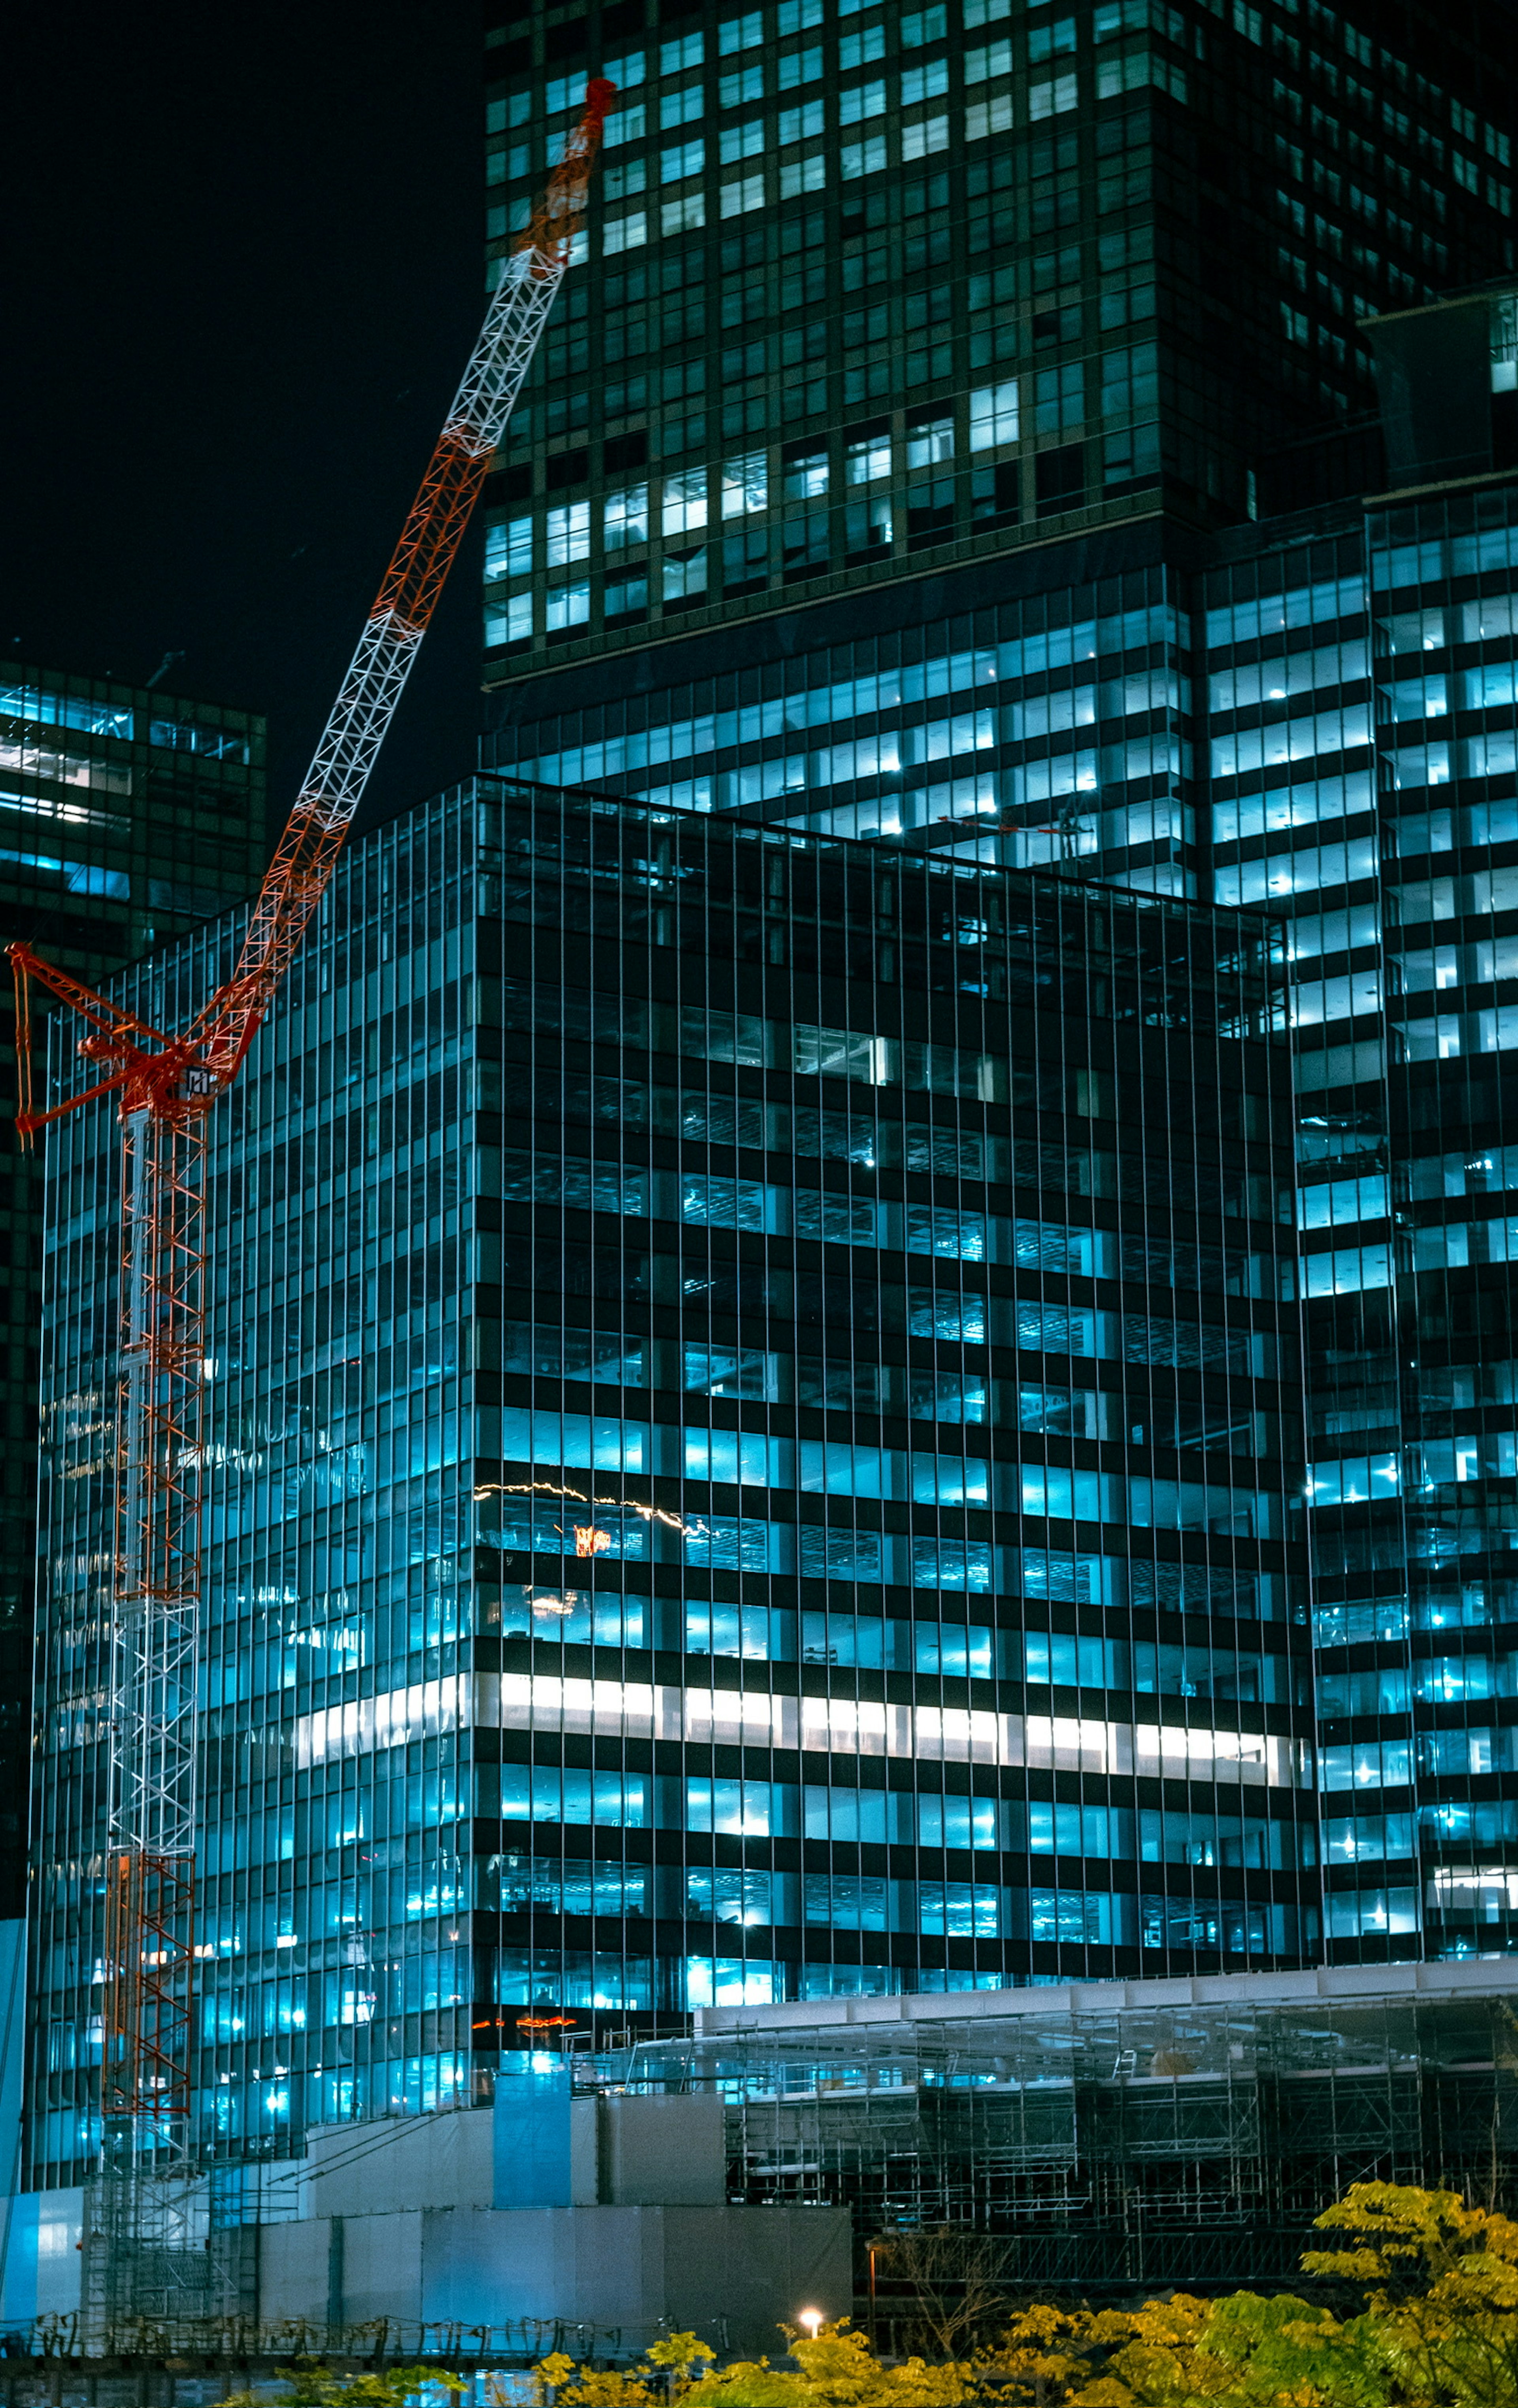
[585,1976,1518,2303]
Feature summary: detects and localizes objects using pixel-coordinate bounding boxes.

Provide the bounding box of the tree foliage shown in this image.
[524,2184,1518,2408]
[227,2370,467,2408]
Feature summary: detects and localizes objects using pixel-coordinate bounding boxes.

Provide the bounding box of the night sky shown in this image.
[2,0,487,847]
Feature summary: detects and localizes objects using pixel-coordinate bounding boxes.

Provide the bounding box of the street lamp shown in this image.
[796,2308,825,2340]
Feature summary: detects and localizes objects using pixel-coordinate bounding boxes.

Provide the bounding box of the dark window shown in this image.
[1035,444,1086,514]
[1033,304,1083,347]
[546,449,590,491]
[488,462,533,504]
[906,477,956,546]
[970,463,1020,528]
[846,496,893,560]
[723,529,769,593]
[782,514,831,579]
[604,572,648,623]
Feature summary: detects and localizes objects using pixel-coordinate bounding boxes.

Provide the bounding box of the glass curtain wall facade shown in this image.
[480,0,1512,683]
[484,250,1518,1967]
[1188,473,1518,1966]
[28,778,1312,2193]
[0,664,266,1915]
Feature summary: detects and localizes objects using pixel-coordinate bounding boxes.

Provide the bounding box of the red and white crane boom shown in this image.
[9,77,613,2340]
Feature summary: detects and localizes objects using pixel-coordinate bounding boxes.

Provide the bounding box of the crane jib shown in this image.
[4,72,614,2345]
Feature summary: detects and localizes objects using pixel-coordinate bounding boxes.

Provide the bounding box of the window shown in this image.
[723,527,769,592]
[721,450,768,515]
[902,113,950,160]
[776,0,823,26]
[603,106,647,150]
[921,1882,1006,1937]
[782,514,829,576]
[966,39,1014,82]
[663,545,708,605]
[661,138,705,182]
[545,582,589,632]
[847,429,892,482]
[779,45,824,87]
[719,11,764,50]
[902,4,947,43]
[719,62,763,105]
[1036,364,1084,434]
[603,484,648,549]
[604,211,649,255]
[784,449,829,498]
[969,380,1019,450]
[546,502,590,565]
[685,1778,790,1836]
[604,569,648,621]
[721,174,766,216]
[720,117,766,163]
[1029,1801,1133,1858]
[1030,71,1079,115]
[1029,15,1076,58]
[910,1287,988,1342]
[484,593,532,648]
[662,469,708,533]
[602,159,647,203]
[484,516,533,580]
[906,413,953,466]
[902,60,949,105]
[840,79,887,122]
[1100,340,1159,418]
[660,32,704,71]
[1104,420,1159,485]
[1035,445,1085,513]
[684,1345,780,1399]
[846,495,892,556]
[780,100,826,144]
[839,25,886,68]
[660,83,704,129]
[842,135,888,178]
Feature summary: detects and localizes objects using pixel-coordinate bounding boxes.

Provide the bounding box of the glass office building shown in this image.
[478,0,1518,1986]
[484,274,1518,1968]
[0,664,266,1915]
[27,777,1314,2188]
[479,0,1512,691]
[1201,474,1518,1966]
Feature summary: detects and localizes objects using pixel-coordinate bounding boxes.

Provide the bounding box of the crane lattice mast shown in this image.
[9,77,614,2342]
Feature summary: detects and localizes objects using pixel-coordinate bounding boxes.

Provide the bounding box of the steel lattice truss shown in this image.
[11,73,616,2345]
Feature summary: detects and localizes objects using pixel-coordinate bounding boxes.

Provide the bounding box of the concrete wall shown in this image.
[308,2107,494,2218]
[593,2092,725,2206]
[258,2203,852,2354]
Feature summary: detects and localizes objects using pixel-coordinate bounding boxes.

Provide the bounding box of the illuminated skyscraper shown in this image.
[480,0,1518,1970]
[25,777,1312,2208]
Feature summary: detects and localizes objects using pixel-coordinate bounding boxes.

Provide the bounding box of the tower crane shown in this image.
[9,77,614,2340]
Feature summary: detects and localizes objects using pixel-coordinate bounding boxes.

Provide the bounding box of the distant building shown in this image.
[0,663,266,1915]
[25,776,1310,2238]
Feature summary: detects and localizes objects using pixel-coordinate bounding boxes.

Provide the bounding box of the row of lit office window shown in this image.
[498,603,1182,776]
